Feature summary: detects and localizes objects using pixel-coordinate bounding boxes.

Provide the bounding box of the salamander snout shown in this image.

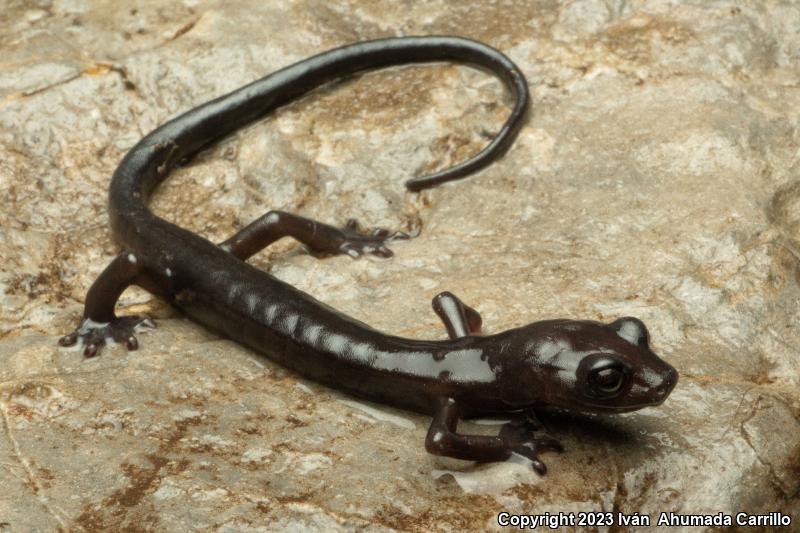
[652,366,678,403]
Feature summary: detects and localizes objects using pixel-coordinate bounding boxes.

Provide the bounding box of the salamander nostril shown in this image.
[668,368,678,388]
[657,368,678,397]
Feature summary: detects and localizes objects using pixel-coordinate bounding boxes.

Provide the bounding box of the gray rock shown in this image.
[1,1,798,531]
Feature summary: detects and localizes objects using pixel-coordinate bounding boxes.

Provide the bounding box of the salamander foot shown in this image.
[58,316,156,358]
[335,219,410,259]
[499,418,564,475]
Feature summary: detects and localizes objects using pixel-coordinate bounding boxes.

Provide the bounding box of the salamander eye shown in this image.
[585,357,629,398]
[592,367,624,394]
[611,317,649,347]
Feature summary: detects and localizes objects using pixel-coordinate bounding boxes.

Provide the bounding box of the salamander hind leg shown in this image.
[58,253,156,358]
[220,210,409,261]
[335,218,410,259]
[59,316,156,358]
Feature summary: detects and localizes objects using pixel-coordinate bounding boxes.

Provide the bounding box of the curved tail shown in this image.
[109,36,529,223]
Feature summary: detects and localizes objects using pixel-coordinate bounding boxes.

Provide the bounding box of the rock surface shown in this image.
[2,0,800,531]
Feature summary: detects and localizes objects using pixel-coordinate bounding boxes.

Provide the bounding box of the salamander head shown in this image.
[506,317,678,414]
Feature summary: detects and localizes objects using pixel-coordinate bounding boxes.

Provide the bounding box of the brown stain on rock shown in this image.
[115,455,170,508]
[375,494,499,532]
[292,65,441,126]
[602,15,694,65]
[73,415,203,532]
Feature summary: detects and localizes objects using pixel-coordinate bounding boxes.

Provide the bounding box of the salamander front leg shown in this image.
[432,291,482,339]
[426,398,511,462]
[498,415,564,475]
[58,253,155,358]
[219,210,409,261]
[425,398,563,474]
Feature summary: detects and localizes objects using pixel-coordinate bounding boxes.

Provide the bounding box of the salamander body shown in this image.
[60,36,677,474]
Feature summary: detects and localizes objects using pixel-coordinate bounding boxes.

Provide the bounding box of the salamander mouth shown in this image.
[582,400,666,413]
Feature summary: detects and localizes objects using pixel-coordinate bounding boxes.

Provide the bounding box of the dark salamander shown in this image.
[60,36,677,474]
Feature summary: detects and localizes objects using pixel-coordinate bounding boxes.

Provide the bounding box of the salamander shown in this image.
[59,36,678,474]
